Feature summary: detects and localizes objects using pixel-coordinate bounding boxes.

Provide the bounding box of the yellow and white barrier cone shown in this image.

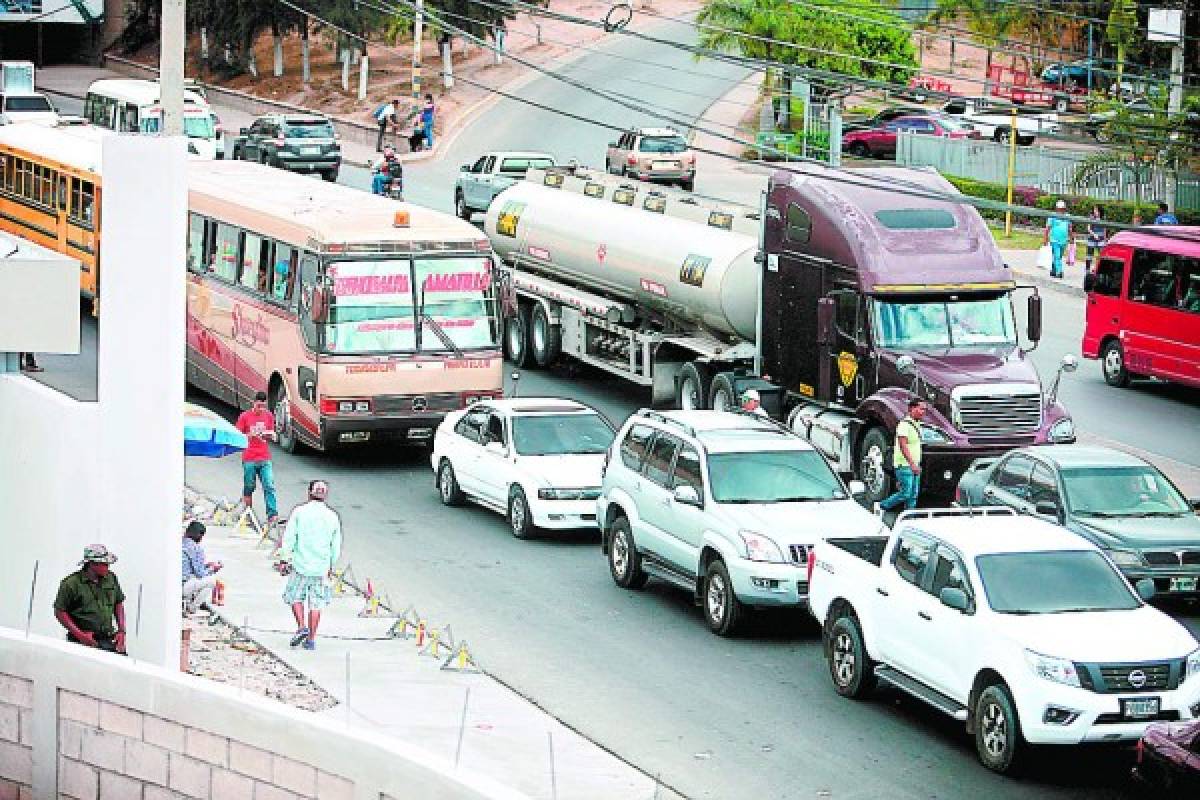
[420,624,454,659]
[387,606,420,639]
[441,640,480,673]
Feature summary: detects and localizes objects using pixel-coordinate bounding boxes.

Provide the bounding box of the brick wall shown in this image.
[0,675,33,800]
[54,691,353,800]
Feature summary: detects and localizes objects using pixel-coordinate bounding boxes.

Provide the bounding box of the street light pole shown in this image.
[160,0,186,137]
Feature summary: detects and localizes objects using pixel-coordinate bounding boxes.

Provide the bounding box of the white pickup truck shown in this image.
[808,507,1200,774]
[454,150,555,221]
[940,97,1059,145]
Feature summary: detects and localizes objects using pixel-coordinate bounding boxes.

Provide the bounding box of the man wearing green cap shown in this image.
[54,544,128,654]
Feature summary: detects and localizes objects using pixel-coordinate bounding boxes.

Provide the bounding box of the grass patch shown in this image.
[989,223,1045,250]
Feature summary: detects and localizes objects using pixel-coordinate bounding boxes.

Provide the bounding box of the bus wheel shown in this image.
[272,386,299,454]
[530,304,561,368]
[1101,340,1132,388]
[504,305,531,368]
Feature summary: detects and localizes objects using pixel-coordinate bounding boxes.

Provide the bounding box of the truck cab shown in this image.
[761,164,1076,504]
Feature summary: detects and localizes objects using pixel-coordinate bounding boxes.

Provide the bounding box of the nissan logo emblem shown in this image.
[1127,669,1147,689]
[411,396,428,412]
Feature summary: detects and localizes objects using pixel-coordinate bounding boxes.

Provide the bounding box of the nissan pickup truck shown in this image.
[454,151,555,220]
[939,96,1059,145]
[808,507,1200,774]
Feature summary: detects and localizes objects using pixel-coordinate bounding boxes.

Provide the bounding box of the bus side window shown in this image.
[240,232,266,292]
[187,214,207,274]
[212,223,240,283]
[272,243,296,304]
[1130,249,1176,308]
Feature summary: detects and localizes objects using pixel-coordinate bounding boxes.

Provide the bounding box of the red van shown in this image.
[1083,227,1200,389]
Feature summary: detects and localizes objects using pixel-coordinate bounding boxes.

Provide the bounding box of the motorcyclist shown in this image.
[371,145,403,196]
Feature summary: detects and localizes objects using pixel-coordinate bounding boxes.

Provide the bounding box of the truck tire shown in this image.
[828,615,876,699]
[704,559,743,636]
[677,362,711,411]
[608,517,648,589]
[975,683,1025,774]
[847,142,870,158]
[708,373,738,411]
[1101,339,1133,388]
[529,304,561,368]
[858,427,893,507]
[455,190,471,220]
[504,305,531,368]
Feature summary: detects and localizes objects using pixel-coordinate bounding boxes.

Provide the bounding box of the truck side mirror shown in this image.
[1027,293,1043,342]
[816,297,835,346]
[895,354,916,376]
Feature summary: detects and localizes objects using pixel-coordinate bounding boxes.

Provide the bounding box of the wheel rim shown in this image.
[981,700,1008,759]
[274,396,292,444]
[707,572,727,623]
[832,631,856,686]
[612,529,629,576]
[680,374,701,410]
[861,443,886,496]
[511,494,526,533]
[712,387,733,412]
[1104,346,1123,379]
[440,465,453,501]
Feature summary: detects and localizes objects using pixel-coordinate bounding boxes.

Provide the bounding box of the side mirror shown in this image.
[239,127,248,135]
[310,287,329,324]
[939,587,970,612]
[848,480,866,498]
[672,484,702,507]
[1082,272,1097,293]
[1189,497,1200,512]
[1035,500,1060,519]
[1135,578,1156,601]
[816,297,835,346]
[895,354,916,376]
[1027,293,1043,342]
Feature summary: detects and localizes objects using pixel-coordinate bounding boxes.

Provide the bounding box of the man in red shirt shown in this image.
[237,391,279,523]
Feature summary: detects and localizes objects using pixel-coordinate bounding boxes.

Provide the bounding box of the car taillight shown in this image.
[626,154,637,165]
[806,547,816,585]
[955,486,964,504]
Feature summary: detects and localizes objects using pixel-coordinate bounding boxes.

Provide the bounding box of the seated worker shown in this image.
[54,545,127,654]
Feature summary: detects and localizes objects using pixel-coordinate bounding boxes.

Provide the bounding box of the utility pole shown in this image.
[412,0,424,104]
[1167,4,1186,120]
[160,0,186,136]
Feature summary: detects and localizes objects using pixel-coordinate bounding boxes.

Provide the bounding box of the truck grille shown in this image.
[1144,550,1200,567]
[954,392,1042,437]
[1077,662,1175,693]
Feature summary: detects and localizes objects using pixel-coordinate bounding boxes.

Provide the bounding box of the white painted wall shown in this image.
[0,135,187,669]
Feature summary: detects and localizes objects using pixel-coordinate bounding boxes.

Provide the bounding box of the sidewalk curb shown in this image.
[1010,264,1086,299]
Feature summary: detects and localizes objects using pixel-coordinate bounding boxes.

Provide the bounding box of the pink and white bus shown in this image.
[186,160,503,451]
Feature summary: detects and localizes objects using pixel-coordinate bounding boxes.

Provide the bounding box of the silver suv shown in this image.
[597,409,878,635]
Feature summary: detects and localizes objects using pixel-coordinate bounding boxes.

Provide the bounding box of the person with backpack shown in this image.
[373,98,398,152]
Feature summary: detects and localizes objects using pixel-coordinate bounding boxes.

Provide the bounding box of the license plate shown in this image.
[1120,697,1160,720]
[301,146,321,156]
[1169,576,1198,592]
[652,161,678,171]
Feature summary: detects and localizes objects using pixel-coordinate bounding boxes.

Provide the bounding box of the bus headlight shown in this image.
[1049,418,1076,443]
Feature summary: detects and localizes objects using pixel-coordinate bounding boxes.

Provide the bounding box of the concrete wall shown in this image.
[0,135,186,668]
[0,629,528,800]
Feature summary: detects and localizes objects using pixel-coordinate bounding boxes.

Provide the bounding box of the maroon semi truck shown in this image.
[485,163,1077,503]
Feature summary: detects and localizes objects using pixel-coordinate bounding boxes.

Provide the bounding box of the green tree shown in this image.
[1106,0,1138,91]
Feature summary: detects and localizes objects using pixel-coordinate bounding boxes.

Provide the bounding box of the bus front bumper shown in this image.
[321,413,444,447]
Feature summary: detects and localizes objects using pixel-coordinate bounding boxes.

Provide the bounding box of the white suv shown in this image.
[597,409,878,635]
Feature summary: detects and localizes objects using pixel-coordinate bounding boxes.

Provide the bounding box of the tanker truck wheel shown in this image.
[530,304,562,368]
[708,373,738,412]
[857,427,894,508]
[505,306,532,368]
[678,362,711,411]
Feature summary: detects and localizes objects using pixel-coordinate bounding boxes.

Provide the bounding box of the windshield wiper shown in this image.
[416,287,465,359]
[1076,510,1118,518]
[1050,606,1119,613]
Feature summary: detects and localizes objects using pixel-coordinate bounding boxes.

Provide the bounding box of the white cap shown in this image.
[1055,200,1067,209]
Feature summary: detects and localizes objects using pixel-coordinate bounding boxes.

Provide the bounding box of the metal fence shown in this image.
[896,131,1200,209]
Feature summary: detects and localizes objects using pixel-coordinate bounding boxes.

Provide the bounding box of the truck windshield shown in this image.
[708,450,847,504]
[1063,466,1191,517]
[976,551,1140,614]
[873,295,1017,349]
[325,257,496,354]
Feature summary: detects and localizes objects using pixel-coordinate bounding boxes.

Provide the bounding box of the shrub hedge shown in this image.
[944,175,1200,225]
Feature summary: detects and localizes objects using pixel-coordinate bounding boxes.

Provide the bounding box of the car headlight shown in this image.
[537,488,583,500]
[1186,648,1200,681]
[1025,649,1081,687]
[1049,417,1076,443]
[919,424,951,444]
[1104,548,1146,568]
[739,530,785,563]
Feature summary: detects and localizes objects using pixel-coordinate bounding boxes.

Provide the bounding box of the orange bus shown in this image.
[0,122,102,303]
[0,123,504,449]
[186,160,503,450]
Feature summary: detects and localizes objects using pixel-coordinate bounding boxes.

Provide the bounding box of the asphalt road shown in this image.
[44,27,1200,800]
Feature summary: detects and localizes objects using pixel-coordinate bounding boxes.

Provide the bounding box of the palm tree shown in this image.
[1106,0,1138,93]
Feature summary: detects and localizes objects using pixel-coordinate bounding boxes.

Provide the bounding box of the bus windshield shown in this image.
[873,295,1017,349]
[324,257,495,354]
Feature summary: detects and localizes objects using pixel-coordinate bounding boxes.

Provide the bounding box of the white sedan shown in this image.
[431,398,616,538]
